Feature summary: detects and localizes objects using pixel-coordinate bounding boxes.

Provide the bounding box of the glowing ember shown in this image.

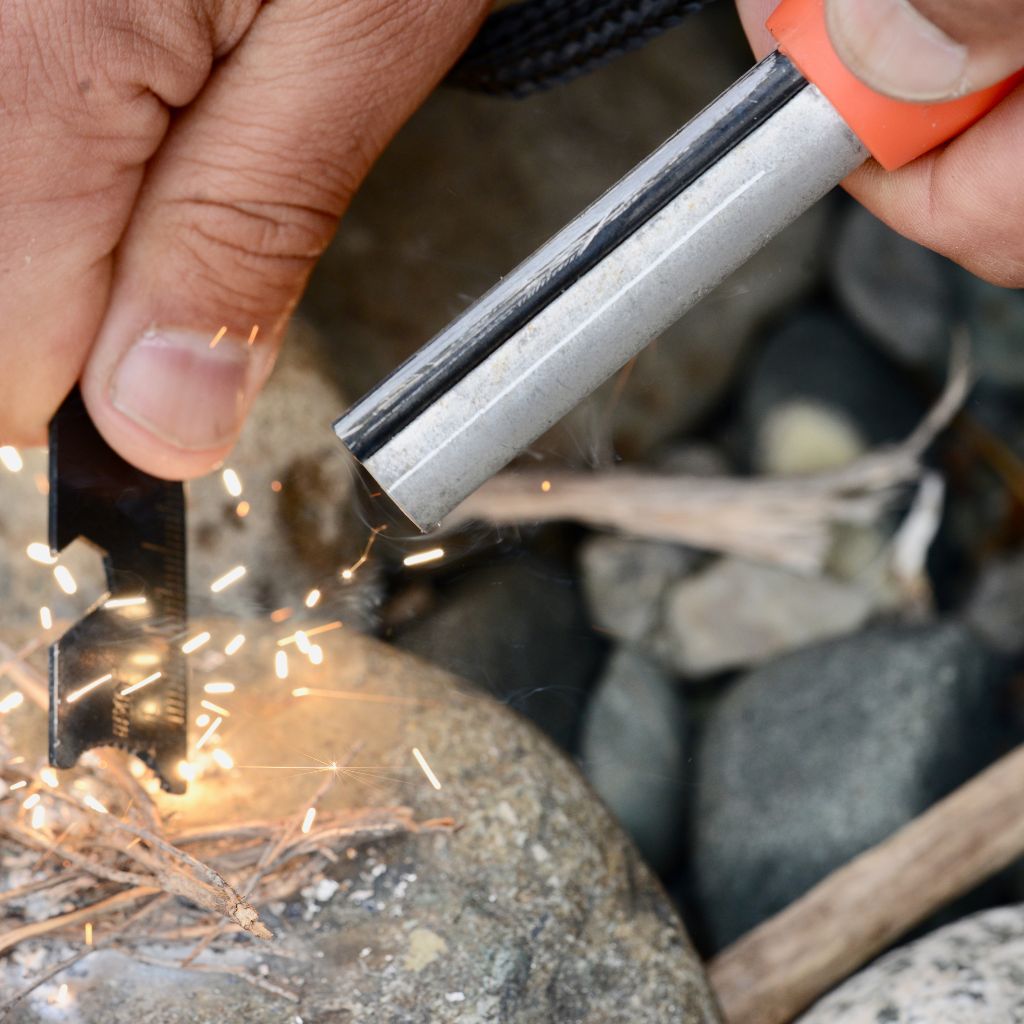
[211,748,234,771]
[203,682,235,694]
[39,606,53,630]
[84,922,94,946]
[224,634,246,656]
[271,480,283,493]
[208,325,228,349]
[194,716,223,750]
[275,651,289,680]
[0,446,23,472]
[0,691,25,714]
[340,526,385,580]
[210,565,246,593]
[222,468,243,497]
[301,807,317,834]
[65,673,112,704]
[26,542,57,565]
[82,794,108,815]
[119,671,162,697]
[200,699,230,716]
[412,747,443,790]
[270,607,293,624]
[541,479,552,492]
[403,547,445,568]
[304,588,322,609]
[182,631,211,654]
[236,500,251,518]
[39,767,59,788]
[247,324,260,346]
[104,595,147,609]
[53,565,77,595]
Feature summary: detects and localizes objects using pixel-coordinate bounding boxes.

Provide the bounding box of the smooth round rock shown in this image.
[797,905,1024,1023]
[1,623,719,1024]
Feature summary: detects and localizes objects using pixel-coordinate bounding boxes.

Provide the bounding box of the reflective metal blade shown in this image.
[49,388,188,793]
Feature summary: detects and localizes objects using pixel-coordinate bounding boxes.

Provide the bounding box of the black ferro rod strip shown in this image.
[338,52,807,462]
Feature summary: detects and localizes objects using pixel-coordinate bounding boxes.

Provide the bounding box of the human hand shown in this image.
[1,0,488,477]
[735,0,1024,286]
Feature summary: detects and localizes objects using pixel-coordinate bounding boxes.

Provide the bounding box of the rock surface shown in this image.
[580,647,689,873]
[0,623,719,1024]
[796,905,1024,1023]
[689,623,1011,951]
[965,549,1024,656]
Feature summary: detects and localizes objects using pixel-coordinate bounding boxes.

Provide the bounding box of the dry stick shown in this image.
[709,742,1024,1024]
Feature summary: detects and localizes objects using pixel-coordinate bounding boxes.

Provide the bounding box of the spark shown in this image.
[82,794,108,815]
[211,748,234,771]
[53,565,77,595]
[177,760,198,783]
[0,692,25,714]
[194,716,223,750]
[309,645,324,666]
[275,651,289,680]
[119,671,162,697]
[129,761,145,779]
[54,983,71,1007]
[208,325,228,349]
[235,500,251,518]
[222,468,243,497]
[270,607,292,623]
[291,688,310,698]
[84,922,94,946]
[210,565,246,593]
[271,480,283,493]
[182,631,211,654]
[301,807,317,834]
[65,673,112,704]
[39,767,59,788]
[340,527,385,580]
[278,621,342,646]
[0,446,23,472]
[304,588,321,609]
[26,542,56,565]
[412,747,442,790]
[293,631,311,654]
[290,687,431,707]
[30,803,46,830]
[9,781,27,791]
[204,682,235,694]
[224,634,246,656]
[541,479,552,493]
[104,596,147,609]
[196,713,210,728]
[34,473,49,495]
[247,324,259,346]
[403,547,445,568]
[201,699,230,716]
[23,793,41,810]
[39,606,53,630]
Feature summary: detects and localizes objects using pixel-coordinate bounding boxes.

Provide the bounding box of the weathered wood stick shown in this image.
[708,743,1024,1024]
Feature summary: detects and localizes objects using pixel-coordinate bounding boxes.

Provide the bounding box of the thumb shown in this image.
[825,0,1024,101]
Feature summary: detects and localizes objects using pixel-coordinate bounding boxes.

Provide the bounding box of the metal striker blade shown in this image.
[48,388,189,793]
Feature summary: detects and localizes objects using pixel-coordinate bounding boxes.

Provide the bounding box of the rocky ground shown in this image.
[4,4,1024,1021]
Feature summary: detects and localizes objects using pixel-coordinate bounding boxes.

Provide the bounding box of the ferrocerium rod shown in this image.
[334,51,868,530]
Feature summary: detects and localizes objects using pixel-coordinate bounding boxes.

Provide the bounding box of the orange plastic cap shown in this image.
[768,0,1024,170]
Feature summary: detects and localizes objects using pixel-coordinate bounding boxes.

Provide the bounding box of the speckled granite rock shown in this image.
[0,622,719,1024]
[796,905,1024,1023]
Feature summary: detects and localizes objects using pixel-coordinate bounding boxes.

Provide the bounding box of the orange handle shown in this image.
[768,0,1024,170]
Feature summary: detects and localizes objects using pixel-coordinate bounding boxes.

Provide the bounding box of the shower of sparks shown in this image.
[182,631,211,654]
[104,595,147,609]
[275,651,289,680]
[30,803,46,830]
[278,621,342,646]
[210,565,246,593]
[119,671,162,697]
[23,793,41,810]
[236,501,251,518]
[9,781,27,791]
[208,325,228,349]
[0,446,23,472]
[270,607,292,624]
[290,686,431,707]
[304,588,321,609]
[541,479,552,493]
[196,713,210,728]
[53,565,77,595]
[39,767,59,788]
[222,468,243,497]
[340,526,385,580]
[82,794,108,815]
[211,748,234,771]
[84,922,94,946]
[0,692,25,714]
[224,634,246,656]
[194,716,223,750]
[26,542,57,565]
[39,606,53,630]
[65,673,112,704]
[403,547,445,568]
[204,682,235,694]
[247,324,259,346]
[201,699,230,716]
[309,645,324,666]
[412,747,442,790]
[301,807,317,834]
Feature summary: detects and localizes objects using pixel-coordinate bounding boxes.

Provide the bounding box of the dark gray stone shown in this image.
[690,623,1011,951]
[797,905,1024,1023]
[966,549,1024,656]
[580,647,689,873]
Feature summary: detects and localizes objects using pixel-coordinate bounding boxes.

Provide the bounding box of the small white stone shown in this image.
[314,878,340,902]
[445,992,466,1003]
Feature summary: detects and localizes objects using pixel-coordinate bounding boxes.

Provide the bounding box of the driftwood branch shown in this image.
[450,343,969,573]
[709,742,1024,1024]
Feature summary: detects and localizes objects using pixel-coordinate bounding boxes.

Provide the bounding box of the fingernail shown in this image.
[111,328,258,451]
[826,0,969,101]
